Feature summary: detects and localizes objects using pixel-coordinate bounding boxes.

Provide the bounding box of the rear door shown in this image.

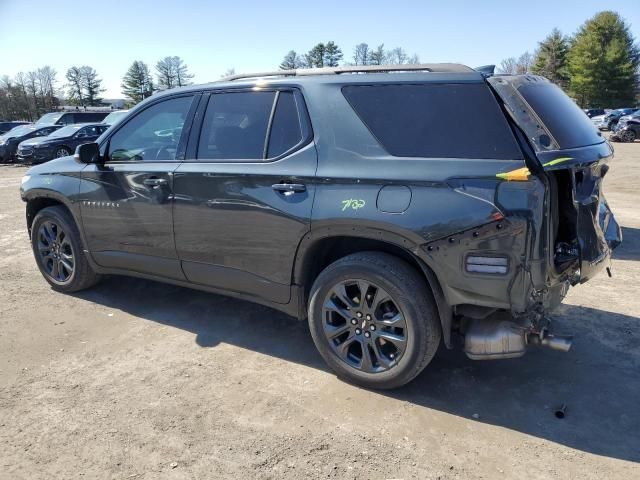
[488,76,622,282]
[173,88,316,304]
[80,94,197,279]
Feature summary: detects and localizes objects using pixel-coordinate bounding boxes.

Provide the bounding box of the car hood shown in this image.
[20,136,69,147]
[26,154,83,175]
[591,115,606,122]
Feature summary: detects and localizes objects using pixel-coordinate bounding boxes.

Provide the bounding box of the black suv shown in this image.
[17,123,110,164]
[20,65,621,389]
[35,111,110,126]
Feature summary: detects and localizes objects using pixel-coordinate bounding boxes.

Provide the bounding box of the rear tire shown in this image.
[308,252,441,389]
[31,206,101,293]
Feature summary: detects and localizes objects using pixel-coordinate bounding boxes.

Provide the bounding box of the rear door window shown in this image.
[267,91,303,158]
[342,83,523,159]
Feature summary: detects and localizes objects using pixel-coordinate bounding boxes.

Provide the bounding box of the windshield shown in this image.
[102,111,128,125]
[35,113,63,125]
[0,125,34,138]
[48,125,82,138]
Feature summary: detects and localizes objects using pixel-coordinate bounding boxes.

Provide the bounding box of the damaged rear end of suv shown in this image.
[454,74,622,361]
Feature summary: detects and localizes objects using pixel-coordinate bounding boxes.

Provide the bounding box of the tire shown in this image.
[621,130,637,143]
[55,147,71,158]
[308,252,441,389]
[31,205,101,293]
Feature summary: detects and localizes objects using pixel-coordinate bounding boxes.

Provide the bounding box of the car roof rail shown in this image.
[221,63,475,81]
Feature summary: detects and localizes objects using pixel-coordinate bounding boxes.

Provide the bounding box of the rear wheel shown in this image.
[31,206,101,292]
[308,252,441,389]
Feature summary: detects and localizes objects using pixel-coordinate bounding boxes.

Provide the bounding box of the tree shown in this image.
[498,57,517,74]
[279,50,305,70]
[568,11,640,107]
[305,43,327,68]
[221,68,236,78]
[66,66,84,105]
[353,43,370,65]
[531,28,570,87]
[369,44,387,65]
[324,41,343,67]
[121,61,154,104]
[388,47,408,65]
[498,53,533,75]
[79,66,104,106]
[155,56,194,90]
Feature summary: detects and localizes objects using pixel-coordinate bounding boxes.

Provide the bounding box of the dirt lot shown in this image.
[1,142,639,480]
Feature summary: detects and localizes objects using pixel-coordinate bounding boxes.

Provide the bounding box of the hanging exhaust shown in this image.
[464,319,573,360]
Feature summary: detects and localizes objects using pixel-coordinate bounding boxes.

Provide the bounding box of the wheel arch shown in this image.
[293,231,453,347]
[24,191,79,236]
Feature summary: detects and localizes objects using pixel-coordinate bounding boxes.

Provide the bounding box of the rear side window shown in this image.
[518,83,602,149]
[342,83,523,159]
[267,91,303,157]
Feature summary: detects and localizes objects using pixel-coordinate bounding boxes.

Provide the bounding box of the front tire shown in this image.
[55,147,71,158]
[31,206,101,293]
[308,252,441,389]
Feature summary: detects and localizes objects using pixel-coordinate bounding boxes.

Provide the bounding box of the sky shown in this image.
[1,0,639,99]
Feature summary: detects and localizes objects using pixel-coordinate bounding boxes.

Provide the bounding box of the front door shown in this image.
[80,94,196,279]
[173,89,316,303]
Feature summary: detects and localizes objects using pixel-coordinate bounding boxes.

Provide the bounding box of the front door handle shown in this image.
[272,183,306,195]
[144,177,168,187]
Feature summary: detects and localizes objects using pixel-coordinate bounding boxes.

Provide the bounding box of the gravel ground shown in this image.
[0,142,639,479]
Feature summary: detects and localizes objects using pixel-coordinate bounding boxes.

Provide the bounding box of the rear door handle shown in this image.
[272,183,306,195]
[144,177,168,186]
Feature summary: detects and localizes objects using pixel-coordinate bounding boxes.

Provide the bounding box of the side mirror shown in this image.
[75,142,101,164]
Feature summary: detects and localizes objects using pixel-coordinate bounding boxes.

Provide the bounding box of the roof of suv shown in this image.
[150,63,486,100]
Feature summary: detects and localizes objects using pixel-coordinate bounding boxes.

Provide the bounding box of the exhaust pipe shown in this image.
[464,320,573,360]
[528,331,573,352]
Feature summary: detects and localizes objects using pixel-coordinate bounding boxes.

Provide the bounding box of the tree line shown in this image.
[499,11,639,108]
[279,42,419,69]
[0,56,196,120]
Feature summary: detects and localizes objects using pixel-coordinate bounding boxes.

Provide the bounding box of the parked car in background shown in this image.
[16,123,110,164]
[0,124,62,162]
[0,121,30,134]
[594,108,637,130]
[610,111,640,142]
[35,111,110,126]
[583,108,606,118]
[101,110,129,126]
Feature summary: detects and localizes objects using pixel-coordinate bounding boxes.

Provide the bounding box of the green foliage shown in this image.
[324,41,343,67]
[567,11,639,107]
[279,50,305,70]
[532,28,570,87]
[121,61,154,104]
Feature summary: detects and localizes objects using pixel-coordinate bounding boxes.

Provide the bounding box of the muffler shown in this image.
[464,319,572,360]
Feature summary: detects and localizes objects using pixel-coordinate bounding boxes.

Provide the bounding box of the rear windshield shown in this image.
[342,83,523,159]
[35,113,63,125]
[518,83,603,149]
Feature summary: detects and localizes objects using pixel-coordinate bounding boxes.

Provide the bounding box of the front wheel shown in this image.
[620,130,637,143]
[55,147,71,158]
[308,252,441,389]
[31,206,101,292]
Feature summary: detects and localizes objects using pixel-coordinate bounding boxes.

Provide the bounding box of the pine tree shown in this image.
[66,66,84,105]
[323,41,343,67]
[305,43,327,68]
[173,57,194,87]
[80,66,104,106]
[121,61,154,104]
[568,11,640,107]
[532,28,570,87]
[280,50,305,70]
